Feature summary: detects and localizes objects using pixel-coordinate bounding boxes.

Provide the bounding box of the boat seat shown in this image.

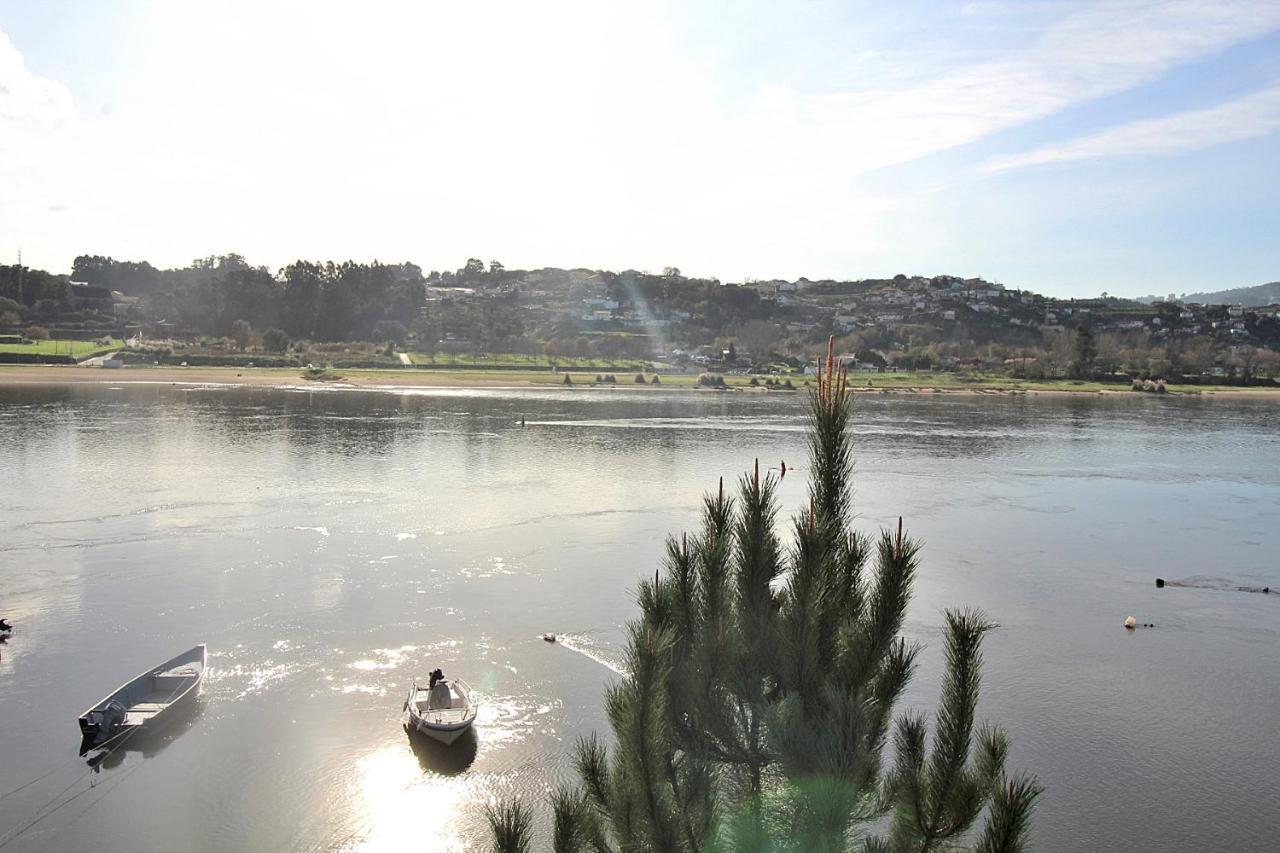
[130,702,170,713]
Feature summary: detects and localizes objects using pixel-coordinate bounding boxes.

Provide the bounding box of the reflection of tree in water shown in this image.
[855,396,1036,460]
[208,390,418,455]
[403,725,477,777]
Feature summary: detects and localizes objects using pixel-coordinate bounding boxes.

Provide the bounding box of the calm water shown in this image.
[1,384,1277,851]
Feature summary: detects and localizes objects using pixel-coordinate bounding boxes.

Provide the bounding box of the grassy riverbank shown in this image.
[1,363,1277,397]
[0,338,124,359]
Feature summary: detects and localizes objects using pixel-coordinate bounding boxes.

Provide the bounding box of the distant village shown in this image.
[2,257,1278,381]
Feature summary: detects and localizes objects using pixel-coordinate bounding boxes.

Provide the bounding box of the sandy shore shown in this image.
[0,365,551,389]
[0,364,1276,398]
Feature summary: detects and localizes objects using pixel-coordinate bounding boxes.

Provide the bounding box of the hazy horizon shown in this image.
[3,1,1278,299]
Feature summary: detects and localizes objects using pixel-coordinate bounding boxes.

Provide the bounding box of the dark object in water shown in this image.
[404,722,478,775]
[542,633,556,643]
[0,617,11,632]
[1155,578,1165,589]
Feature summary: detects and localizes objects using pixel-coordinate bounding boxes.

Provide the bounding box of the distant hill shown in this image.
[1138,281,1280,307]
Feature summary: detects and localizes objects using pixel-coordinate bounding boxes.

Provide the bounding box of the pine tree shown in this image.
[1071,324,1097,379]
[490,340,1040,852]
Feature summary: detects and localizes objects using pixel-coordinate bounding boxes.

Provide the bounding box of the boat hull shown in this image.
[407,716,473,745]
[77,644,207,746]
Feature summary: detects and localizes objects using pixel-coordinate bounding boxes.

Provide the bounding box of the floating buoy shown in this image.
[542,633,556,643]
[1124,616,1137,629]
[1155,578,1165,589]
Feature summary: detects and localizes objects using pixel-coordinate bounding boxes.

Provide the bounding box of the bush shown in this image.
[635,373,647,383]
[650,374,660,384]
[697,373,727,389]
[371,320,407,345]
[563,373,573,385]
[262,328,290,353]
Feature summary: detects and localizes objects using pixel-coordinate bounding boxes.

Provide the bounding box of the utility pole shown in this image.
[16,248,23,304]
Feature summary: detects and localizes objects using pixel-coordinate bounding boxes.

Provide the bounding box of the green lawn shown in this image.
[406,352,651,370]
[0,338,123,359]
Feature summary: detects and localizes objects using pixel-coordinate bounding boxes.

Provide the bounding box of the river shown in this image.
[0,384,1276,851]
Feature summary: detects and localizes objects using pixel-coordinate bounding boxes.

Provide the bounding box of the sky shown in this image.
[1,0,1278,298]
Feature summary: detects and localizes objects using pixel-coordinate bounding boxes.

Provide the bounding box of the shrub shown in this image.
[635,373,647,383]
[262,328,290,353]
[650,375,660,384]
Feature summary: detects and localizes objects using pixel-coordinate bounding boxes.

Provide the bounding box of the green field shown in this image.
[406,351,652,370]
[0,338,123,359]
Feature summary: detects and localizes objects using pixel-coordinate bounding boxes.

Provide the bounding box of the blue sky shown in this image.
[1,0,1277,298]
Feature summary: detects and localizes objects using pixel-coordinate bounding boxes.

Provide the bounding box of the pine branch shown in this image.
[551,788,588,853]
[972,775,1043,853]
[809,337,854,529]
[839,531,919,693]
[575,734,612,813]
[922,609,993,837]
[486,801,534,853]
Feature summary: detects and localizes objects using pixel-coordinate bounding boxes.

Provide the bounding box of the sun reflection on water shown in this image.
[343,743,481,852]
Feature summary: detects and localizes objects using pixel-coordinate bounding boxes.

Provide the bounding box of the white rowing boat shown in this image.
[77,644,207,745]
[404,676,477,745]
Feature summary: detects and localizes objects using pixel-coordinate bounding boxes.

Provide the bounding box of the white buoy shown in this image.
[1124,616,1137,629]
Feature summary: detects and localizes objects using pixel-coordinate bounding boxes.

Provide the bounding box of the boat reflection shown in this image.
[403,723,477,776]
[80,702,204,769]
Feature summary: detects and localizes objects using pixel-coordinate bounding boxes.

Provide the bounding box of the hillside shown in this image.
[1139,281,1280,307]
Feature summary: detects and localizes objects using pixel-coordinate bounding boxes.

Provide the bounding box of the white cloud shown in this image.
[3,1,1280,281]
[0,29,73,121]
[983,83,1280,173]
[0,28,79,244]
[753,0,1280,182]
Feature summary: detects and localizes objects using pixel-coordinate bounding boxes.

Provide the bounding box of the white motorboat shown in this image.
[78,644,206,746]
[404,675,477,745]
